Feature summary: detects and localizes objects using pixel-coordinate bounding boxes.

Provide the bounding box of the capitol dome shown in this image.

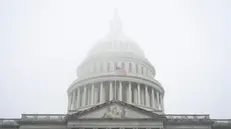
[87,25,145,58]
[67,10,165,114]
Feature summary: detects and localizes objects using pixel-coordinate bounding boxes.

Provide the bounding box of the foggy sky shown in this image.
[0,0,231,119]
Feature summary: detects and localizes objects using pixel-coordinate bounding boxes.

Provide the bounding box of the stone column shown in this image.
[91,84,95,105]
[100,82,104,103]
[87,87,90,105]
[151,88,155,108]
[82,86,86,106]
[156,91,160,110]
[137,83,140,105]
[134,88,137,104]
[75,89,78,108]
[145,85,150,107]
[128,82,132,103]
[77,88,80,108]
[72,91,76,110]
[109,81,113,100]
[162,94,165,111]
[119,81,122,101]
[68,93,71,110]
[94,87,98,103]
[160,94,164,111]
[140,88,144,105]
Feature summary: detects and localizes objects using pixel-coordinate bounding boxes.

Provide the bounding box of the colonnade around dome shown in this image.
[68,80,164,112]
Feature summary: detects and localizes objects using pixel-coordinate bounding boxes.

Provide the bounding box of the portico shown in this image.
[67,100,165,129]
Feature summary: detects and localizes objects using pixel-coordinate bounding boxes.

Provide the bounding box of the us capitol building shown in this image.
[1,11,230,129]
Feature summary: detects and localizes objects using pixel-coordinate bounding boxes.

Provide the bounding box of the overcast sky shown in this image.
[0,0,231,119]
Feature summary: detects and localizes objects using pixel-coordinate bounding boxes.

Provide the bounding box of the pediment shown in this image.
[69,101,162,119]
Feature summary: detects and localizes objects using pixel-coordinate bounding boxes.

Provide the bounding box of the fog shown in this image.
[0,0,231,119]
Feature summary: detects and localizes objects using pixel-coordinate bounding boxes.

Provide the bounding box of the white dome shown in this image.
[87,32,145,58]
[67,10,164,114]
[87,10,145,58]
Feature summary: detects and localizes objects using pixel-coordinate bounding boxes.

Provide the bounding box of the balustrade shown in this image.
[21,114,65,120]
[165,114,210,120]
[0,119,18,125]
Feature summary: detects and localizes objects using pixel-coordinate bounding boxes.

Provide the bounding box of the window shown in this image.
[115,62,118,69]
[141,66,143,75]
[107,62,110,72]
[136,64,138,73]
[100,62,103,72]
[121,62,125,69]
[146,68,149,76]
[129,63,132,72]
[93,64,96,73]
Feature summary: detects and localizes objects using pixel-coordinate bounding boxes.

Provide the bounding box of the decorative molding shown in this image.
[68,100,162,120]
[102,106,126,119]
[68,75,164,93]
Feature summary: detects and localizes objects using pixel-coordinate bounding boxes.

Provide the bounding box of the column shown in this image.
[100,82,104,103]
[128,82,132,103]
[162,94,165,111]
[68,94,71,110]
[119,81,122,101]
[75,89,78,108]
[143,67,146,76]
[137,83,140,105]
[145,85,150,107]
[87,87,90,105]
[94,87,98,103]
[77,88,80,108]
[134,88,137,104]
[156,91,160,110]
[82,86,86,106]
[151,88,155,108]
[109,81,113,100]
[160,94,163,110]
[72,91,76,110]
[91,84,94,105]
[140,88,144,105]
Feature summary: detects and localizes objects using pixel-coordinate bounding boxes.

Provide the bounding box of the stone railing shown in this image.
[213,119,231,125]
[21,114,66,121]
[165,114,210,120]
[0,119,19,126]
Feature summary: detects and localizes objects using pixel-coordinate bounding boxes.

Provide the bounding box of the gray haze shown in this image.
[0,0,231,118]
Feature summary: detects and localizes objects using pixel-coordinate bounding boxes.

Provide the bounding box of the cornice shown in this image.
[67,75,164,93]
